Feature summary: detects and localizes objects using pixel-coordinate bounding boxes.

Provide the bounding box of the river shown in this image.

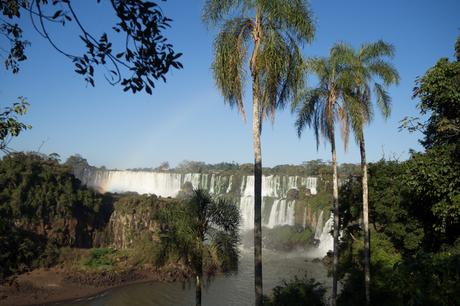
[58,248,331,306]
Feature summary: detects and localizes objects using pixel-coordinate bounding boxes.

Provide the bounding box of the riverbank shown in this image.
[57,251,332,306]
[0,264,191,306]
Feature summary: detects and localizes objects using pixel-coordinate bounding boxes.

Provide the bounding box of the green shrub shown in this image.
[264,275,326,306]
[82,248,115,270]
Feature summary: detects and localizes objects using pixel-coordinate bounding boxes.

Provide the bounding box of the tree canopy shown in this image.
[158,189,240,305]
[337,36,460,306]
[1,0,183,153]
[1,0,182,93]
[0,152,107,279]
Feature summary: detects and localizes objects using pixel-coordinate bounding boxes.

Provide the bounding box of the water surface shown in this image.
[59,249,330,306]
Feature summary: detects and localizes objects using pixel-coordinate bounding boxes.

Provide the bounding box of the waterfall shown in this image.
[302,207,307,229]
[309,213,334,258]
[314,210,324,240]
[79,169,318,231]
[226,175,233,193]
[305,177,318,195]
[265,200,296,228]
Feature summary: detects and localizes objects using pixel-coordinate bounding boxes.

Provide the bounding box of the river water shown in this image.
[59,249,331,306]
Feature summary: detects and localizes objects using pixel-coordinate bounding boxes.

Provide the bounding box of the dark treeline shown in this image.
[334,37,460,305]
[0,153,113,279]
[337,160,459,305]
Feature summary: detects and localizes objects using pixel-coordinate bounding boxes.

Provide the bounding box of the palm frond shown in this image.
[343,91,366,143]
[203,0,249,26]
[374,83,391,118]
[212,18,253,120]
[361,84,374,124]
[367,60,400,86]
[330,42,355,68]
[258,0,315,44]
[360,40,395,62]
[295,88,325,148]
[157,189,240,277]
[208,197,240,235]
[304,57,328,77]
[336,40,399,145]
[296,47,359,150]
[276,36,304,111]
[338,105,350,151]
[257,27,304,123]
[209,231,239,272]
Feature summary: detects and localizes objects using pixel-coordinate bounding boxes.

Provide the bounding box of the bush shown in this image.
[82,248,115,270]
[264,275,326,306]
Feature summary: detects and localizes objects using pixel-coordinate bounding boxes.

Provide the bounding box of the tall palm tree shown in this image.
[158,189,240,306]
[294,46,354,306]
[203,2,315,305]
[335,41,399,305]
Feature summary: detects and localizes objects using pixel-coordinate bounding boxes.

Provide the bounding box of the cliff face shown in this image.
[13,216,94,248]
[97,195,175,249]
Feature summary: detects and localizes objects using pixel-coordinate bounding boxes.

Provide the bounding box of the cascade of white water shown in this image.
[241,175,316,197]
[316,214,333,256]
[314,210,324,240]
[305,177,318,195]
[88,171,183,197]
[286,200,296,226]
[265,199,296,228]
[239,196,254,231]
[209,174,215,194]
[81,169,318,231]
[226,175,233,193]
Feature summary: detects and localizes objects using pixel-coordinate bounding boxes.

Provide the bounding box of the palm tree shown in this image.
[203,1,315,305]
[294,47,355,306]
[158,189,240,306]
[336,41,399,305]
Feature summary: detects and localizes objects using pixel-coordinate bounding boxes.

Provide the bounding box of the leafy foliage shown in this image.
[82,248,115,270]
[205,0,315,124]
[401,36,460,248]
[338,160,460,305]
[0,97,31,153]
[339,37,460,300]
[412,51,460,149]
[338,37,460,303]
[263,275,327,306]
[404,146,460,245]
[294,46,357,150]
[157,189,240,305]
[332,41,399,142]
[340,161,424,256]
[0,152,109,279]
[158,189,240,275]
[1,0,182,93]
[1,0,183,152]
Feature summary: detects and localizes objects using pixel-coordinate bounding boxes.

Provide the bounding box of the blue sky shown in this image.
[1,0,459,169]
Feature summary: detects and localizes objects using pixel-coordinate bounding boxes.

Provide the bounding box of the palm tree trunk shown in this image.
[253,99,263,306]
[360,136,371,306]
[251,11,263,306]
[195,272,202,306]
[331,130,339,306]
